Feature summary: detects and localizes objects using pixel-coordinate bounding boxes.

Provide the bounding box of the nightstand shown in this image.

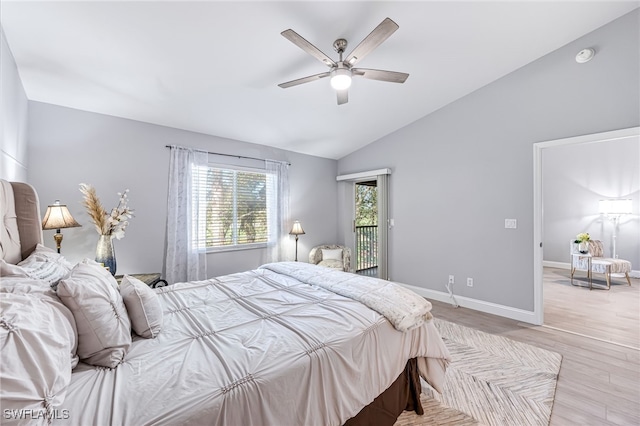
[115,273,168,289]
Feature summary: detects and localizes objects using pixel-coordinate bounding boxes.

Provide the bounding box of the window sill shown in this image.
[206,243,268,254]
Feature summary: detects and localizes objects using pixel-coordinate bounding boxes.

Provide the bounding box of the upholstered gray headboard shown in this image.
[0,179,43,264]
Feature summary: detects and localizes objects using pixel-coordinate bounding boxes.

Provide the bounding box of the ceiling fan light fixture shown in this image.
[330,68,352,90]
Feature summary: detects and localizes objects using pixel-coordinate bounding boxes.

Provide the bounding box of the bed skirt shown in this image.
[345,358,423,426]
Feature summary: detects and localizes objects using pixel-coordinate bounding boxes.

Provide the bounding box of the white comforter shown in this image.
[260,262,433,332]
[57,264,450,426]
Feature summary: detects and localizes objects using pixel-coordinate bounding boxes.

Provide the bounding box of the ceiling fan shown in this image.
[278,18,409,105]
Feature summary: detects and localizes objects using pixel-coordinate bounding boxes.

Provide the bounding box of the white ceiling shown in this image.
[2,1,638,160]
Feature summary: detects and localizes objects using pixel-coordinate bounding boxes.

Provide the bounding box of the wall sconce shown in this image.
[289,220,305,262]
[598,199,632,258]
[42,200,81,253]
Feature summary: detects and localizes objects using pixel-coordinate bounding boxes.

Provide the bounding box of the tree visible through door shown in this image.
[355,181,378,276]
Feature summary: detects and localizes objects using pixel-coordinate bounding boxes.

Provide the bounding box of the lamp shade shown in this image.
[42,200,81,230]
[289,221,305,236]
[599,199,633,215]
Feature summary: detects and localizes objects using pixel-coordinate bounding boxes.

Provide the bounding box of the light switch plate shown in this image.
[505,219,517,229]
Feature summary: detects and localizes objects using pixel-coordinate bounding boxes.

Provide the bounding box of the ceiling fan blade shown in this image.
[352,68,409,83]
[337,89,348,105]
[278,72,331,89]
[281,29,337,67]
[344,18,399,66]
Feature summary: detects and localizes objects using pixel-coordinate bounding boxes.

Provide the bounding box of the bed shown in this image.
[0,179,450,426]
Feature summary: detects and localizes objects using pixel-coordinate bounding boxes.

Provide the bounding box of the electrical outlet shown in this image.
[448,275,454,285]
[505,219,517,229]
[467,278,473,287]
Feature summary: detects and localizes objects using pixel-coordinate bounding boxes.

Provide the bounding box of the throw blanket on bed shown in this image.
[260,262,432,332]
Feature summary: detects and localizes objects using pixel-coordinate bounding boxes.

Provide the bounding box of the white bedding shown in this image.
[261,262,433,332]
[54,265,450,426]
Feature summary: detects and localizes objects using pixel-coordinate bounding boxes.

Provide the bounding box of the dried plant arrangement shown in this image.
[79,183,134,239]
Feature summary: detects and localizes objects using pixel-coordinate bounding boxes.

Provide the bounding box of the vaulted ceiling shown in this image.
[2,1,637,159]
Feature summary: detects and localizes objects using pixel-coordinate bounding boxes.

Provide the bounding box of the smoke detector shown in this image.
[575,48,595,64]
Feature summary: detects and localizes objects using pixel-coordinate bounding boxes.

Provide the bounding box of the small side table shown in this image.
[115,273,169,289]
[570,253,592,290]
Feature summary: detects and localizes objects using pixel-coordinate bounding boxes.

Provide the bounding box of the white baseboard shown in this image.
[400,283,539,325]
[542,260,570,270]
[543,260,640,279]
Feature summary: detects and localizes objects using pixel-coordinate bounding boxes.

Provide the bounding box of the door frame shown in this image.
[337,168,391,278]
[532,127,639,325]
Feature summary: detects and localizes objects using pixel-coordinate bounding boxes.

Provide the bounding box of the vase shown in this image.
[96,235,116,275]
[578,241,589,254]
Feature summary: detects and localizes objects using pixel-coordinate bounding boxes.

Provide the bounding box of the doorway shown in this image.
[355,180,378,277]
[337,168,390,279]
[533,127,639,330]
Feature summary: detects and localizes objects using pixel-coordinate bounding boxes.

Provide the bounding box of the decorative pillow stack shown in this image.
[1,255,166,421]
[56,259,132,368]
[3,253,164,366]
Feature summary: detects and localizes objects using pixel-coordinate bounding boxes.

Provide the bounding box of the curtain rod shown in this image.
[165,145,290,165]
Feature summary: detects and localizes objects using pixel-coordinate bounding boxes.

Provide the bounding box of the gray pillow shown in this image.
[120,275,163,339]
[57,259,131,368]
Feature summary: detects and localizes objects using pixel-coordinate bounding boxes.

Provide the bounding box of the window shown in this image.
[193,164,274,250]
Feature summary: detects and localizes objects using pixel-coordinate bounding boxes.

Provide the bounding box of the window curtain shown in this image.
[377,173,389,280]
[265,159,290,263]
[164,146,208,283]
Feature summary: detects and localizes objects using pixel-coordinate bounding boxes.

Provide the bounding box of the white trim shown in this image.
[533,142,544,325]
[543,260,570,270]
[402,283,538,324]
[534,127,640,149]
[336,168,391,181]
[533,127,640,327]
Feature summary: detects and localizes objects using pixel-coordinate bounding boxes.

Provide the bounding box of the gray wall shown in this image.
[27,102,338,278]
[0,25,28,181]
[543,137,639,267]
[337,10,639,311]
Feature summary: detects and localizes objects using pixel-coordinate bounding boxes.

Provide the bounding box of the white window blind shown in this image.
[193,165,275,249]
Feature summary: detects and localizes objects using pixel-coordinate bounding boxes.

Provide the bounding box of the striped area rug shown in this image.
[395,318,562,426]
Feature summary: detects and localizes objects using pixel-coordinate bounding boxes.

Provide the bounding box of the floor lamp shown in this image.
[289,221,305,262]
[599,199,632,259]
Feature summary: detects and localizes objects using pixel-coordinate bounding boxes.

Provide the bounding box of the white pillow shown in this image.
[0,258,30,278]
[0,292,76,418]
[17,244,74,286]
[120,275,163,339]
[321,248,343,261]
[56,259,131,368]
[0,277,79,368]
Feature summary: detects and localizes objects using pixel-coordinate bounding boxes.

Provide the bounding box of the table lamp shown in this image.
[42,200,81,253]
[289,221,305,262]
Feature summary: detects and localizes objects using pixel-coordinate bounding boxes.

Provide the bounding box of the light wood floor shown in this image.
[543,267,639,349]
[430,290,640,425]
